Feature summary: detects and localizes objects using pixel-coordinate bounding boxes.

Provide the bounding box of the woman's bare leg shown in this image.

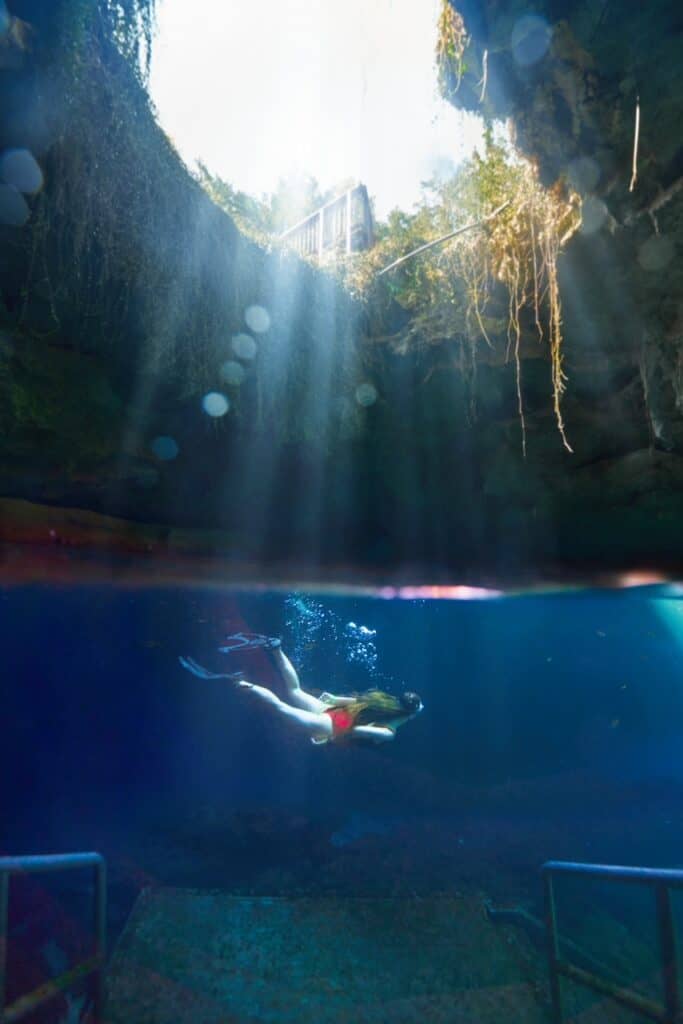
[271,649,326,713]
[238,682,332,741]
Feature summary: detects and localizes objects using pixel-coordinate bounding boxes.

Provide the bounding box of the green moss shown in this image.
[0,334,125,465]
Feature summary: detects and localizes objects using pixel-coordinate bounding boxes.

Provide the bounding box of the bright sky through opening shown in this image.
[150,0,485,220]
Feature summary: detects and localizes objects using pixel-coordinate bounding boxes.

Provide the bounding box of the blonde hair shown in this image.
[323,689,406,726]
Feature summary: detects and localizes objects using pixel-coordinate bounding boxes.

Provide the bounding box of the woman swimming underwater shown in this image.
[180,632,423,745]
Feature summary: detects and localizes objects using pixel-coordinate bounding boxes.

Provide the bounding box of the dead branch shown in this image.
[624,175,683,228]
[377,199,511,277]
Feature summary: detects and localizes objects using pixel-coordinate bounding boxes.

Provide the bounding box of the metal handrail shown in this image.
[543,860,683,1024]
[279,184,373,260]
[279,189,354,239]
[0,853,106,1024]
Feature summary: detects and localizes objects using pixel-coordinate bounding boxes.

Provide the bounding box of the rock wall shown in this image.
[1,1,683,585]
[0,2,368,576]
[434,0,683,578]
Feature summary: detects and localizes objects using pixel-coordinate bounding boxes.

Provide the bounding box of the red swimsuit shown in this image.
[324,707,357,737]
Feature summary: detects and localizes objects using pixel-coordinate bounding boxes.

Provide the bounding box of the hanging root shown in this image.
[529,211,543,343]
[357,132,581,455]
[629,95,640,193]
[546,236,573,453]
[504,256,527,457]
[479,49,488,104]
[514,311,526,458]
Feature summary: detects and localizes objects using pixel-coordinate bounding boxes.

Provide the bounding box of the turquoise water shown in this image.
[3,583,683,1021]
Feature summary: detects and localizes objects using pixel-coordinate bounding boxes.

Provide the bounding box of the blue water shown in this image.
[3,584,683,1018]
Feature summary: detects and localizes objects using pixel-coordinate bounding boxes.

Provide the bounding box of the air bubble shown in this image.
[344,621,378,671]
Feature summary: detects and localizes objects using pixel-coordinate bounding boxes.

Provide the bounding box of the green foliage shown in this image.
[52,0,156,81]
[194,124,581,452]
[436,0,469,97]
[196,164,272,244]
[0,335,124,463]
[268,173,346,235]
[343,131,581,450]
[197,167,358,241]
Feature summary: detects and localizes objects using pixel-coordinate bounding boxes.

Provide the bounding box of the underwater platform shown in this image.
[104,888,649,1023]
[105,889,549,1023]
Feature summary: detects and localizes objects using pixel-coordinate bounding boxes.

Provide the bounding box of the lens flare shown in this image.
[511,15,552,67]
[245,305,271,333]
[150,436,179,461]
[0,149,43,195]
[202,392,230,417]
[638,235,675,272]
[231,333,257,360]
[355,382,378,407]
[220,360,246,386]
[579,195,608,235]
[0,184,30,226]
[567,156,601,194]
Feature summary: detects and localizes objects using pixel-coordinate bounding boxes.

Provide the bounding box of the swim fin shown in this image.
[218,632,282,653]
[178,656,242,681]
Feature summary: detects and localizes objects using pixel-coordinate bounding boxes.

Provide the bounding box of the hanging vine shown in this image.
[342,133,582,452]
[436,1,469,96]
